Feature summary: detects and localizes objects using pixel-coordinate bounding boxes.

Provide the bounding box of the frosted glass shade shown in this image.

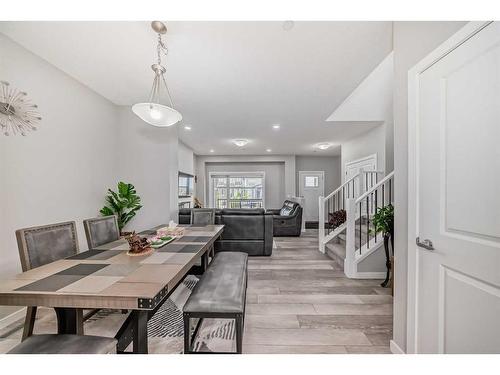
[132,103,182,127]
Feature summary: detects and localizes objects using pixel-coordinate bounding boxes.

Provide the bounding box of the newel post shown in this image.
[318,195,325,253]
[344,198,356,278]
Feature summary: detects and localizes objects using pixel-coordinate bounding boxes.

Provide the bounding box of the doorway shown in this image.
[408,21,500,353]
[344,154,378,198]
[298,171,325,223]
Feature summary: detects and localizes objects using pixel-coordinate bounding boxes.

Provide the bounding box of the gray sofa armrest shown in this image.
[263,213,274,256]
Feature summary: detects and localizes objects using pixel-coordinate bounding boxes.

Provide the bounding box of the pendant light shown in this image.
[132,21,182,127]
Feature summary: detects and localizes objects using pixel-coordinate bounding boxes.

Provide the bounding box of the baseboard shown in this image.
[0,307,25,331]
[390,340,405,354]
[305,221,318,229]
[352,271,386,279]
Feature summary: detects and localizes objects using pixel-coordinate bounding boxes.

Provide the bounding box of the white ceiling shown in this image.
[0,21,392,156]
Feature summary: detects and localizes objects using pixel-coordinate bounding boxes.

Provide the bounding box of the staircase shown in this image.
[319,169,394,278]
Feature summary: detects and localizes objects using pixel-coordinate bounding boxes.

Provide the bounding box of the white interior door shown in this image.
[298,171,324,222]
[410,22,500,353]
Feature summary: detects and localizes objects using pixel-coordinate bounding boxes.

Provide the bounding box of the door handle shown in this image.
[416,237,434,251]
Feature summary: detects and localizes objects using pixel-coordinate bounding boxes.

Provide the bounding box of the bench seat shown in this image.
[8,334,117,354]
[183,251,248,353]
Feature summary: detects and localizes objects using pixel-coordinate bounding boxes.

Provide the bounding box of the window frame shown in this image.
[208,171,266,209]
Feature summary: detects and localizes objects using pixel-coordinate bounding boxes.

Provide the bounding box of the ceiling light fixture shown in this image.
[272,124,280,130]
[209,149,215,153]
[266,149,272,153]
[316,142,332,150]
[282,21,295,31]
[232,139,249,147]
[184,125,192,130]
[132,21,182,127]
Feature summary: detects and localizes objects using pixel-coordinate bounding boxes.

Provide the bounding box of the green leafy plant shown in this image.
[100,182,142,232]
[371,204,394,237]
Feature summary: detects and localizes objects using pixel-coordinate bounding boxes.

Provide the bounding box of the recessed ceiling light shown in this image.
[282,21,295,31]
[232,139,249,147]
[316,142,332,150]
[272,124,280,130]
[209,149,214,153]
[184,125,192,130]
[266,149,272,152]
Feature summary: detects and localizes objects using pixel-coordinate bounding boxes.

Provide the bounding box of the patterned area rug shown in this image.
[16,275,236,354]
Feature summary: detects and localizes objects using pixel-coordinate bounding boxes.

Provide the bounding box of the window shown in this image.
[305,176,319,188]
[211,173,264,209]
[178,172,194,197]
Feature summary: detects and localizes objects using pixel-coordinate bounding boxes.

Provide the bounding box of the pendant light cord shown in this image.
[153,33,175,108]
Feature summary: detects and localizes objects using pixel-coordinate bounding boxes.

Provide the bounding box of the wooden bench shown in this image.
[183,252,248,354]
[8,334,117,354]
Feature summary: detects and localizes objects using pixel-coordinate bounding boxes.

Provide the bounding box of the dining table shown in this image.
[0,224,224,354]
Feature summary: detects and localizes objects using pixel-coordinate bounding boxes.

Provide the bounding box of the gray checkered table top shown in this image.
[0,224,223,310]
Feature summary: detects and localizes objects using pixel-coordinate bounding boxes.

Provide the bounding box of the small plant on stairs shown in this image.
[371,204,394,288]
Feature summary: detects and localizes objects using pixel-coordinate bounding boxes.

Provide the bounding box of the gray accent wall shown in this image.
[203,161,286,209]
[195,155,296,207]
[392,21,467,353]
[295,155,341,195]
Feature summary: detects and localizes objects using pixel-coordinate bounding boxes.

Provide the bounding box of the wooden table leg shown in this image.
[201,252,209,274]
[22,306,37,341]
[132,310,149,354]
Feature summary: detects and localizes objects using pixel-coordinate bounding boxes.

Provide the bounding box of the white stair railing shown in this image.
[318,173,358,253]
[319,169,392,278]
[346,171,394,267]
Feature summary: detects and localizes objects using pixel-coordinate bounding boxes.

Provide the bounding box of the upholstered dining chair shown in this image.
[83,215,120,249]
[190,208,215,226]
[190,209,216,259]
[16,221,82,341]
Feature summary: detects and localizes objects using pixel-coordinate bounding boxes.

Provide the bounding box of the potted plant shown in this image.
[100,182,142,235]
[371,204,394,288]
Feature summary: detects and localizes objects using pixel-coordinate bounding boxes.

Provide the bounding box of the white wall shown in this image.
[295,155,341,194]
[392,21,467,353]
[0,34,183,322]
[116,107,178,231]
[340,124,387,180]
[195,155,296,206]
[204,162,286,209]
[0,34,119,318]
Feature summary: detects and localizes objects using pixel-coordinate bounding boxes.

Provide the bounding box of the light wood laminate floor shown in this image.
[0,230,392,354]
[243,229,393,354]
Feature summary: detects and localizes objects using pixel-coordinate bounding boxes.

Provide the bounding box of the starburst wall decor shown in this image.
[0,81,41,136]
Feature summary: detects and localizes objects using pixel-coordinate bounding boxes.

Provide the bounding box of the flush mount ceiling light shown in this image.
[132,21,182,127]
[282,21,295,31]
[184,125,192,130]
[232,139,249,147]
[316,142,332,150]
[272,124,280,130]
[266,148,272,152]
[209,149,215,153]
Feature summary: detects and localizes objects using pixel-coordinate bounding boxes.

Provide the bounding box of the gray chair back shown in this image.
[191,208,215,226]
[83,215,120,249]
[16,221,79,271]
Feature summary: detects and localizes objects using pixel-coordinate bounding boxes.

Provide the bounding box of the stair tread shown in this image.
[325,242,346,259]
